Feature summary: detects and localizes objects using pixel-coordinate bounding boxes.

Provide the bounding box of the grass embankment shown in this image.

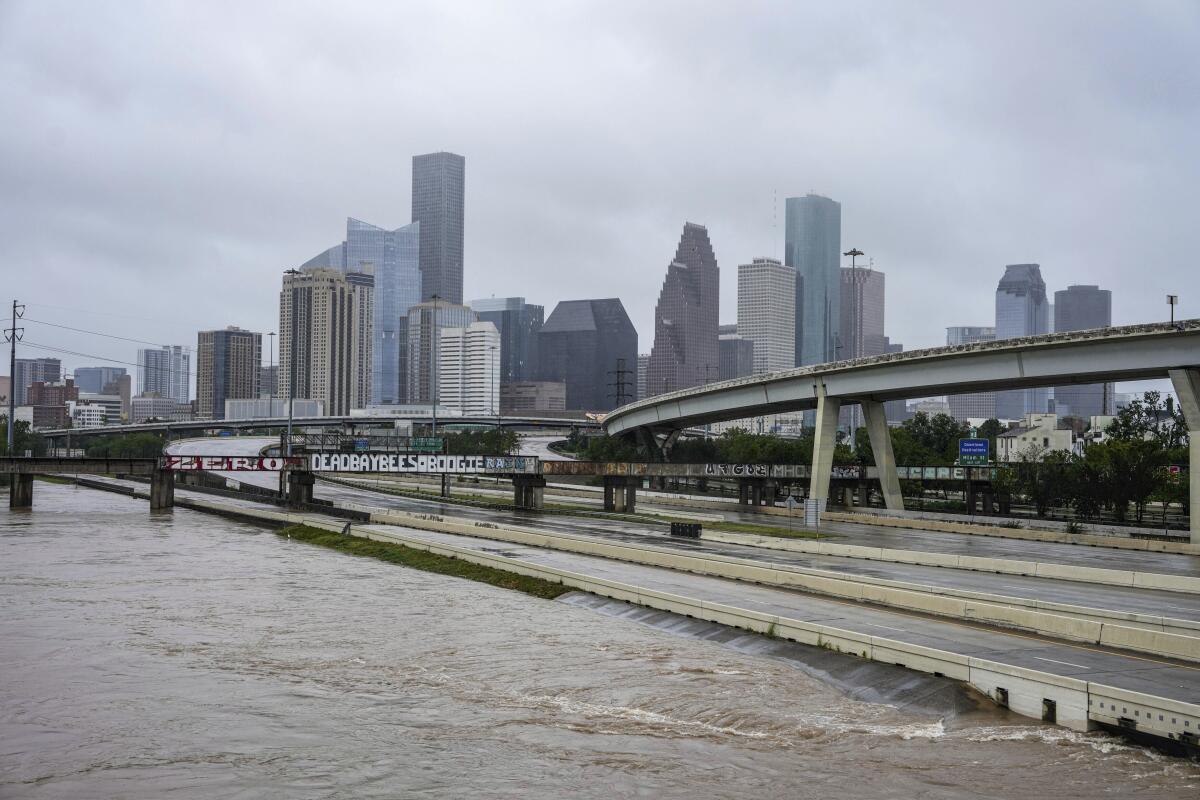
[277,524,569,600]
[34,475,75,485]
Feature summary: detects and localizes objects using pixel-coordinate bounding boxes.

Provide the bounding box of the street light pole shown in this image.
[1168,294,1179,325]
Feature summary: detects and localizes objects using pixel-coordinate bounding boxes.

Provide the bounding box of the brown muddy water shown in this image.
[2,483,1198,798]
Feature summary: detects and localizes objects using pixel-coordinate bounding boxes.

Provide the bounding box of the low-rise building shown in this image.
[224,397,324,420]
[70,403,108,428]
[131,395,194,423]
[500,381,567,414]
[996,413,1074,461]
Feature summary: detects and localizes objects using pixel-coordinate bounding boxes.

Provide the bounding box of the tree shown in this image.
[1083,439,1164,523]
[0,416,47,457]
[1107,391,1188,450]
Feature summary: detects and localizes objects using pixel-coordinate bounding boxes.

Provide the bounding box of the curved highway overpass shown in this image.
[604,320,1200,541]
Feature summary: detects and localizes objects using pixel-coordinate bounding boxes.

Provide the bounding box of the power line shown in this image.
[23,317,185,349]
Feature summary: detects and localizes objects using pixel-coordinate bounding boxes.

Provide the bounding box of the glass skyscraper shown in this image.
[300,217,420,405]
[538,299,638,411]
[784,194,841,366]
[412,152,466,305]
[1054,284,1114,419]
[994,264,1050,419]
[470,297,544,383]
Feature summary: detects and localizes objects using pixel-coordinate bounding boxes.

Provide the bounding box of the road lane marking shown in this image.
[860,622,908,632]
[1032,656,1090,670]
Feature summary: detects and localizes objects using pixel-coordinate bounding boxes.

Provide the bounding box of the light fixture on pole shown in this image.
[1168,294,1179,324]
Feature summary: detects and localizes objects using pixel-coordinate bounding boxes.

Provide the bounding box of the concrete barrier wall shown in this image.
[823,510,1200,555]
[703,529,1200,595]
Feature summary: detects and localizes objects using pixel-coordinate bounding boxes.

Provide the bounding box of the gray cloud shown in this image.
[1,0,1197,393]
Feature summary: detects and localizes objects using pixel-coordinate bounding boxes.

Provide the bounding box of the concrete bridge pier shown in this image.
[808,386,842,516]
[1169,368,1200,544]
[602,476,636,512]
[9,474,33,508]
[286,470,315,508]
[149,470,174,510]
[513,476,546,510]
[862,400,904,510]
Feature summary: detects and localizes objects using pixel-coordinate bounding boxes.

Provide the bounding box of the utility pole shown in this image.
[5,299,24,454]
[608,358,634,407]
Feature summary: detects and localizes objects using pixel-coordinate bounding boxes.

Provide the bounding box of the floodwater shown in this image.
[2,483,1198,799]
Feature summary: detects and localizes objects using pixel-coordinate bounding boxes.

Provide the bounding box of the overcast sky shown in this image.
[2,1,1197,394]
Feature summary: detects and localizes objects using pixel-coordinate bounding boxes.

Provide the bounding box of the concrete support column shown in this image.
[809,386,842,505]
[857,485,870,507]
[512,477,546,510]
[738,481,750,505]
[1169,368,1200,544]
[149,469,174,510]
[286,470,315,508]
[9,474,33,508]
[862,399,904,511]
[623,479,637,514]
[603,479,616,511]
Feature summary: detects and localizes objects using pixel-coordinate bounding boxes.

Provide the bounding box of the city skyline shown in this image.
[2,4,1196,402]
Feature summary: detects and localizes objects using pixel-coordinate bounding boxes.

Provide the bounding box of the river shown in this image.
[2,483,1198,798]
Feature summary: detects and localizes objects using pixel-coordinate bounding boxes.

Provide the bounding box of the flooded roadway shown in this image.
[3,483,1199,798]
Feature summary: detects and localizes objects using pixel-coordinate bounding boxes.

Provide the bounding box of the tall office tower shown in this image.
[646,223,720,397]
[718,331,755,380]
[737,257,796,374]
[404,300,476,405]
[412,151,466,305]
[73,366,127,395]
[1054,285,1114,418]
[438,321,501,414]
[994,264,1051,419]
[138,346,190,402]
[12,357,61,405]
[838,266,887,361]
[537,299,638,411]
[945,326,997,422]
[196,327,262,420]
[279,268,374,416]
[636,353,649,401]
[300,217,421,405]
[784,193,841,366]
[470,297,544,382]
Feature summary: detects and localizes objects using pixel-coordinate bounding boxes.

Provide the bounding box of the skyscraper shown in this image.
[838,266,887,361]
[646,223,720,396]
[137,346,189,402]
[279,268,374,416]
[12,357,61,406]
[196,326,262,420]
[785,194,841,366]
[538,299,638,411]
[412,151,465,305]
[636,353,649,401]
[995,264,1051,419]
[300,217,421,405]
[1054,285,1114,418]
[73,366,127,395]
[438,321,501,415]
[737,257,795,374]
[946,326,997,422]
[470,297,544,382]
[718,329,755,380]
[405,300,476,405]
